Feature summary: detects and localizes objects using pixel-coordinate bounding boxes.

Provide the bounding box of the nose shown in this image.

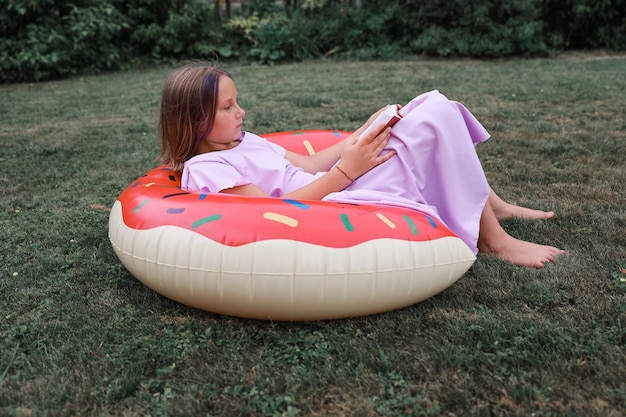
[237,105,245,118]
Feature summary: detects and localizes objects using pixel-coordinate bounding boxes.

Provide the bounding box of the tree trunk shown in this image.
[214,0,221,21]
[225,0,232,18]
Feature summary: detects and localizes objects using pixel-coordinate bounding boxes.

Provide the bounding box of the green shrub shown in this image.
[63,3,129,70]
[240,0,282,15]
[250,14,321,63]
[542,0,626,49]
[395,0,549,57]
[0,0,129,83]
[1,0,624,83]
[123,0,221,62]
[225,11,321,64]
[317,3,407,59]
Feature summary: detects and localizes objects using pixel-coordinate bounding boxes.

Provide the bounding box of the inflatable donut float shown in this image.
[108,130,475,321]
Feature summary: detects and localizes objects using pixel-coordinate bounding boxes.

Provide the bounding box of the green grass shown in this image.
[1,52,625,416]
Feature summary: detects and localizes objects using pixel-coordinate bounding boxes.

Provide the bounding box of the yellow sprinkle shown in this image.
[376,213,396,229]
[144,182,155,187]
[303,140,315,156]
[263,212,298,227]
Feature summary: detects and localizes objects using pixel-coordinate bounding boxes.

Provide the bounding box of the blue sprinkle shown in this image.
[426,215,437,228]
[168,175,176,182]
[166,208,185,214]
[284,199,309,210]
[199,193,208,200]
[333,131,340,137]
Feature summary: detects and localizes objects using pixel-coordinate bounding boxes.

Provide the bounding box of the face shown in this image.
[200,76,246,152]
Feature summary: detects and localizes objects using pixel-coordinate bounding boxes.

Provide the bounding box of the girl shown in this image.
[159,63,565,268]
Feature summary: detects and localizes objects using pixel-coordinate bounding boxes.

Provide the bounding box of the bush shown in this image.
[0,0,224,83]
[542,0,626,49]
[1,0,624,83]
[224,1,407,64]
[121,0,221,62]
[317,3,407,59]
[394,0,549,57]
[0,0,129,83]
[225,13,321,64]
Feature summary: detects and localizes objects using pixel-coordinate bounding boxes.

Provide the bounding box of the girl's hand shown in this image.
[338,126,395,180]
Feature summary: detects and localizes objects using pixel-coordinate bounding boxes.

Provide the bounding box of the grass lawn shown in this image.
[1,51,625,416]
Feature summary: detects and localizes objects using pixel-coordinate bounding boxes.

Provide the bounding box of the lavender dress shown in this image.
[182,90,491,253]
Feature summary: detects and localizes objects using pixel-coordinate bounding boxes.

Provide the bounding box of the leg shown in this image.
[488,188,555,221]
[477,199,565,268]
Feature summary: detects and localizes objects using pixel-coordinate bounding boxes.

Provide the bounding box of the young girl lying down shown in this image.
[159,63,565,268]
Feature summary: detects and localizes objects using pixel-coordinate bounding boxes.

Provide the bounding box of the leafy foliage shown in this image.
[0,0,625,82]
[0,0,129,82]
[400,0,549,56]
[542,0,626,49]
[119,0,220,61]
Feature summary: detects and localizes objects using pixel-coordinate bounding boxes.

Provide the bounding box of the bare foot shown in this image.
[480,236,565,269]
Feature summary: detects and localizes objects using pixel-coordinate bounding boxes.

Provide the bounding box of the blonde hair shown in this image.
[158,63,231,172]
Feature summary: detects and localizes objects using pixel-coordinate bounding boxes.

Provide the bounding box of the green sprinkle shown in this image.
[403,214,418,235]
[132,199,150,214]
[340,213,354,232]
[192,214,222,228]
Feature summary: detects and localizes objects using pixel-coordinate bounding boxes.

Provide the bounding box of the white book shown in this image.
[358,105,402,141]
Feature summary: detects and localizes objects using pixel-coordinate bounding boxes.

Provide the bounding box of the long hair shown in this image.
[158,63,231,172]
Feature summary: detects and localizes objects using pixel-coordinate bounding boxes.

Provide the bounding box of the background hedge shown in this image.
[1,0,625,83]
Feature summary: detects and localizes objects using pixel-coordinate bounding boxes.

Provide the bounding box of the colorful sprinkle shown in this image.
[376,213,396,229]
[132,199,150,214]
[333,131,340,137]
[166,208,185,214]
[426,215,437,228]
[284,199,309,210]
[340,213,354,232]
[303,140,315,156]
[144,182,155,187]
[168,175,176,182]
[192,214,222,228]
[403,214,418,235]
[130,181,142,189]
[162,192,189,199]
[263,212,298,227]
[199,193,208,201]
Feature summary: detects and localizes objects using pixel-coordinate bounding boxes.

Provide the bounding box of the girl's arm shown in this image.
[221,126,395,200]
[285,105,392,173]
[218,165,353,200]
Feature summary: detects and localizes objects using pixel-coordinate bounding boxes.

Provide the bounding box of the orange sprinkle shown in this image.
[376,213,396,229]
[263,212,298,227]
[303,140,315,156]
